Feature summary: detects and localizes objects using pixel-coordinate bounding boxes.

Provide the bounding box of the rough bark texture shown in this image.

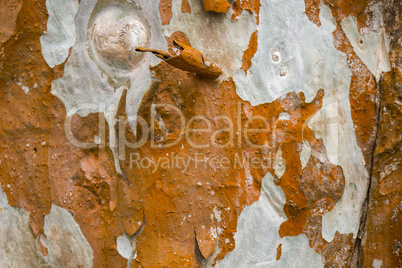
[0,0,400,267]
[358,1,402,267]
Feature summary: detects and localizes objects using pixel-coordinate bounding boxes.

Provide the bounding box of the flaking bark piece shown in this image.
[194,226,220,267]
[136,40,223,79]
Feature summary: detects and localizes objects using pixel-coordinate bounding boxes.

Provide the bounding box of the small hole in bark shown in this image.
[280,67,288,76]
[271,50,281,63]
[358,36,364,46]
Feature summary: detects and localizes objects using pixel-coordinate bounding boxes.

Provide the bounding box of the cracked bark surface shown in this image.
[0,0,400,267]
[355,1,402,267]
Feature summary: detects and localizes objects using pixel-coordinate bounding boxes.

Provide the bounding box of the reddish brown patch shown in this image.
[181,0,191,14]
[112,60,346,266]
[374,69,402,156]
[166,31,192,54]
[232,0,261,23]
[276,243,282,260]
[278,125,345,239]
[136,41,223,79]
[0,0,55,237]
[334,0,373,29]
[0,1,130,266]
[159,0,173,25]
[241,31,258,72]
[304,0,321,26]
[361,68,402,268]
[323,231,355,267]
[201,0,231,13]
[38,234,48,256]
[313,1,402,266]
[0,0,22,43]
[304,0,372,29]
[1,0,389,267]
[379,169,401,195]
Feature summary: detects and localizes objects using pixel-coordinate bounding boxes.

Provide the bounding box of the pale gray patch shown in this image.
[216,173,287,267]
[88,8,150,76]
[0,184,8,208]
[0,185,94,267]
[278,112,290,121]
[51,0,167,120]
[22,85,30,94]
[372,258,383,268]
[44,205,94,267]
[119,216,145,268]
[341,15,391,80]
[258,234,324,267]
[217,177,322,267]
[40,0,79,68]
[274,147,285,178]
[300,141,311,169]
[233,3,348,105]
[50,0,168,174]
[310,88,368,241]
[124,0,169,131]
[163,0,257,78]
[232,0,368,243]
[51,0,167,123]
[361,1,386,33]
[40,234,48,249]
[0,200,48,267]
[117,236,133,260]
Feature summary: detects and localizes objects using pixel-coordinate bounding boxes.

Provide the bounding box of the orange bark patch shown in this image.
[201,0,231,13]
[232,0,261,23]
[159,0,173,25]
[304,0,321,26]
[304,0,372,29]
[361,67,402,268]
[181,0,191,14]
[113,60,346,266]
[0,2,129,266]
[0,0,22,43]
[166,31,192,53]
[379,169,402,195]
[136,41,223,79]
[276,243,282,260]
[241,31,258,72]
[277,103,345,239]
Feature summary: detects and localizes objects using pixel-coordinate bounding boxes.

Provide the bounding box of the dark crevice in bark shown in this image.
[350,0,401,265]
[349,76,383,268]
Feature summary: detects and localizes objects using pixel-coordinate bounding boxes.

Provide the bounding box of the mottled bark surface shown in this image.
[0,0,400,267]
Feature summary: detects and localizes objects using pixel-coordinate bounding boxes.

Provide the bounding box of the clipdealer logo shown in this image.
[64,102,282,150]
[64,99,340,173]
